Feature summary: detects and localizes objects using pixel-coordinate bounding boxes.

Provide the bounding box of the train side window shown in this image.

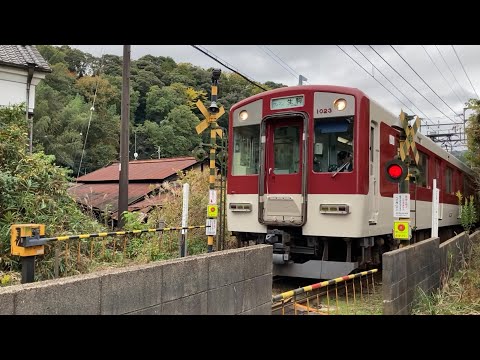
[446,167,453,194]
[412,151,429,187]
[414,151,428,187]
[232,125,260,175]
[435,158,441,189]
[456,170,462,194]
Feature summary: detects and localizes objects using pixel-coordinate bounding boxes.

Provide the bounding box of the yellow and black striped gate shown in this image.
[272,269,380,315]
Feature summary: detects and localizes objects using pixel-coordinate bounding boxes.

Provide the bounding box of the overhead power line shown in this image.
[369,46,456,123]
[435,45,470,99]
[190,45,267,91]
[421,45,464,106]
[353,45,432,125]
[258,45,298,80]
[390,45,460,117]
[76,47,105,179]
[259,45,309,85]
[451,45,479,99]
[336,45,420,119]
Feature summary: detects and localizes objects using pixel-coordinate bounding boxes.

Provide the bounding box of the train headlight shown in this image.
[239,110,248,121]
[334,98,347,111]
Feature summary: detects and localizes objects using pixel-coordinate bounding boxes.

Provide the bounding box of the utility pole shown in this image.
[26,63,35,154]
[118,45,130,229]
[158,146,161,159]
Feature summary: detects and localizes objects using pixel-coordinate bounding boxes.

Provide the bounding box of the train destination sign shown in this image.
[271,95,304,110]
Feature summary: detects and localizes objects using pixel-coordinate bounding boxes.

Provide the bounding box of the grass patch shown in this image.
[412,238,480,315]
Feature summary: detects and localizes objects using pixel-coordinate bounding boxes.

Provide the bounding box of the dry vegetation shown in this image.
[412,237,480,314]
[1,168,235,286]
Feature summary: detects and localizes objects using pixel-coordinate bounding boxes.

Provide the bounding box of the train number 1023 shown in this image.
[316,108,332,114]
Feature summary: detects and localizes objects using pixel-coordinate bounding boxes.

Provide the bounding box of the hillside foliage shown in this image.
[34,45,285,175]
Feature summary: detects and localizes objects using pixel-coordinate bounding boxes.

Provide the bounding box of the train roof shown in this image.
[230,84,474,177]
[230,85,368,111]
[369,97,474,176]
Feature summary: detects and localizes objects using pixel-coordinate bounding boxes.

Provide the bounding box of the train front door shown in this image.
[259,114,308,226]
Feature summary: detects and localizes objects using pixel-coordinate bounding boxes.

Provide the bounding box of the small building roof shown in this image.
[0,45,51,73]
[68,182,161,213]
[76,157,199,183]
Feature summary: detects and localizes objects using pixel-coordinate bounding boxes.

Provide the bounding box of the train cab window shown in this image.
[232,125,260,175]
[313,116,354,173]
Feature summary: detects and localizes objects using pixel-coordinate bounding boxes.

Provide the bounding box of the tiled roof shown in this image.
[0,45,51,73]
[110,193,168,220]
[76,157,200,182]
[68,182,162,212]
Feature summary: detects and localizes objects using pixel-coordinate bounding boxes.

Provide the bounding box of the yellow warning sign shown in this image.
[207,205,218,218]
[393,220,410,240]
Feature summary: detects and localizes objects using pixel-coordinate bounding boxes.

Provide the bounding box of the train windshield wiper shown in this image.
[331,162,350,178]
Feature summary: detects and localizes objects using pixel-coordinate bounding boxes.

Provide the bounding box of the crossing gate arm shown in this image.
[14,225,209,248]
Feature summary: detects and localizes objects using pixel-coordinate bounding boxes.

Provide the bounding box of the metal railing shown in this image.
[272,269,379,315]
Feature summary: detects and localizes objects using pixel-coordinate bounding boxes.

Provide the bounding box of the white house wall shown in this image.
[0,65,45,113]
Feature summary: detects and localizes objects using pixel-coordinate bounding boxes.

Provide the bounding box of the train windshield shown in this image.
[232,125,260,175]
[313,116,354,173]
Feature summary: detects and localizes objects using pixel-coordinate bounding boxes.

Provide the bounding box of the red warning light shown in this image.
[388,164,403,179]
[384,159,407,183]
[398,224,405,231]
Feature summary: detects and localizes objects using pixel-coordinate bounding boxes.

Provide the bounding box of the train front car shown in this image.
[227,85,374,279]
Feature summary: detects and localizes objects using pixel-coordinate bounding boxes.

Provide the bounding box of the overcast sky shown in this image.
[71,45,479,142]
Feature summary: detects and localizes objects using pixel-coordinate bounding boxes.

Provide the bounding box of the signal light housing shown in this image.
[385,159,408,183]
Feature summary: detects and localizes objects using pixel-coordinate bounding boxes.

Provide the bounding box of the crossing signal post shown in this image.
[386,110,421,245]
[195,69,225,252]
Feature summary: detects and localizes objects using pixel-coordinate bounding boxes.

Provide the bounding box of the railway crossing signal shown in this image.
[195,69,225,252]
[388,110,420,244]
[384,158,408,183]
[195,100,224,138]
[398,110,421,165]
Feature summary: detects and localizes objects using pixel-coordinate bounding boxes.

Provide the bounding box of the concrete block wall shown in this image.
[439,231,477,280]
[383,237,440,315]
[0,245,273,315]
[383,230,480,315]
